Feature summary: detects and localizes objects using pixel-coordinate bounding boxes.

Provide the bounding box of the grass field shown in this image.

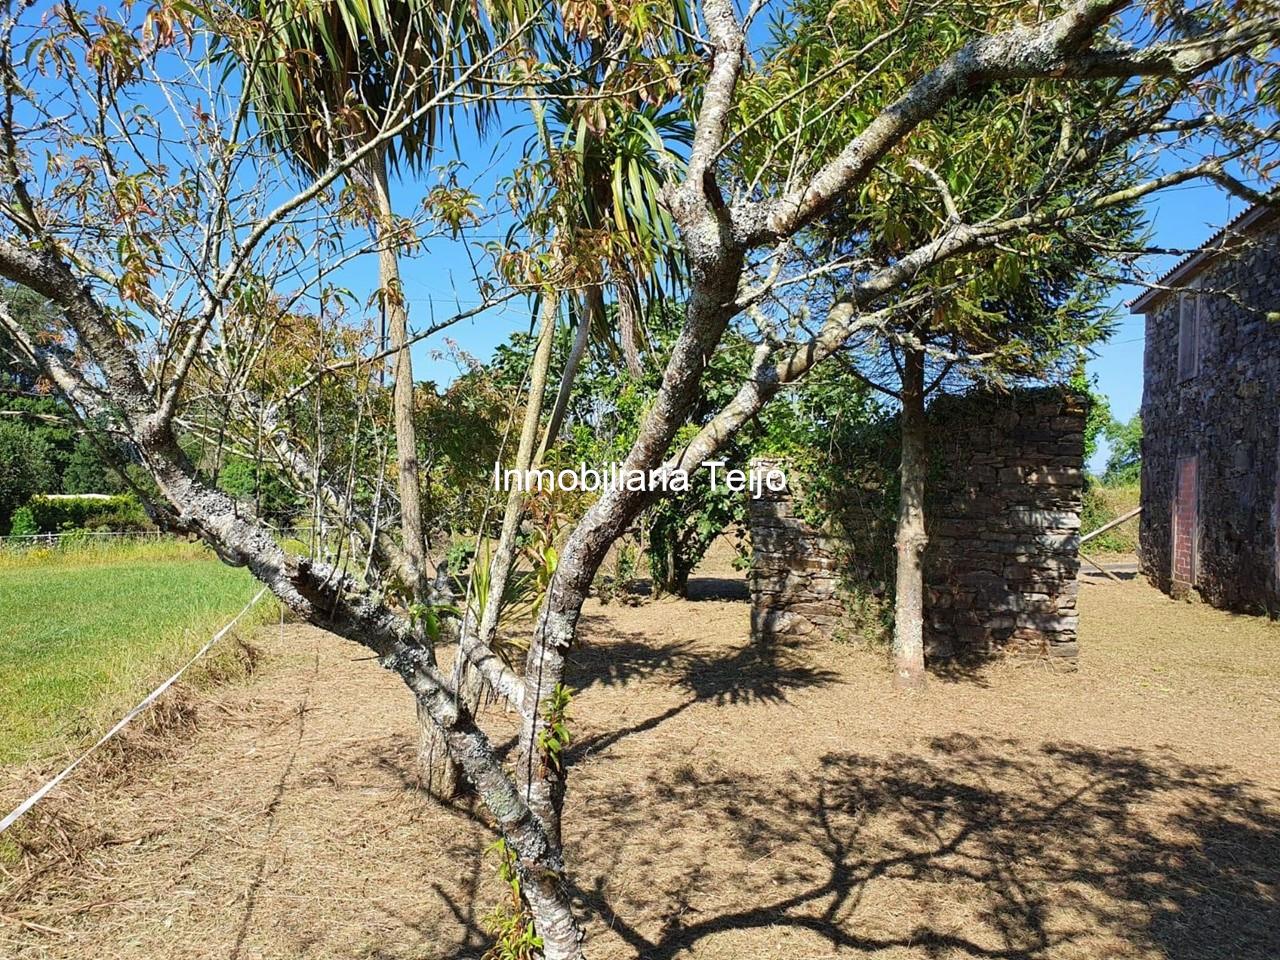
[0,540,266,766]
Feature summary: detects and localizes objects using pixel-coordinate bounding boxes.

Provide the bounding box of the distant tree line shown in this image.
[0,286,131,531]
[1,285,309,533]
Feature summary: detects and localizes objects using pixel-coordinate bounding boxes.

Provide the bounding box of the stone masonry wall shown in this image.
[1139,216,1280,615]
[748,460,843,642]
[924,390,1085,660]
[748,389,1086,660]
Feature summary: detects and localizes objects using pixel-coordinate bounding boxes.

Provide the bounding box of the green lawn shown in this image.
[0,541,265,765]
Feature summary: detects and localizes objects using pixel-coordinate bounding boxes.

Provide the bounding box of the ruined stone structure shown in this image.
[1133,201,1280,614]
[747,461,843,642]
[924,390,1086,659]
[749,388,1086,660]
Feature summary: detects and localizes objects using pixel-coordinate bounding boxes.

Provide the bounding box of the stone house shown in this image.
[1132,201,1280,614]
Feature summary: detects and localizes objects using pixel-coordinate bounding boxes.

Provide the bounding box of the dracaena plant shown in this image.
[215,0,499,794]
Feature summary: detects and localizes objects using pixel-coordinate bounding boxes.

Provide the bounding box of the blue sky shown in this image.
[35,0,1243,478]
[14,1,1260,482]
[370,3,1261,479]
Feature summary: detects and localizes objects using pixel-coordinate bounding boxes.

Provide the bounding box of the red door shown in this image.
[1172,456,1198,587]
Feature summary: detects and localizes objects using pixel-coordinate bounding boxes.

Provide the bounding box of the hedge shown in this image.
[10,494,151,535]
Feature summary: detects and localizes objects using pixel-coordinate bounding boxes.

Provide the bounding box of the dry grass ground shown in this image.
[1,561,1277,960]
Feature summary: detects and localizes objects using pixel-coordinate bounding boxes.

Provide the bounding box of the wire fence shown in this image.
[0,528,311,549]
[0,529,169,547]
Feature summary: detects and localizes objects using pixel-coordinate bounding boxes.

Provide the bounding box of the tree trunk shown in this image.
[653,570,690,599]
[651,537,690,598]
[539,290,592,457]
[514,240,744,854]
[414,621,461,802]
[892,346,928,690]
[459,294,557,676]
[476,295,557,643]
[616,278,644,376]
[369,152,427,588]
[369,150,461,797]
[414,699,456,796]
[664,571,690,599]
[523,876,585,960]
[395,648,585,960]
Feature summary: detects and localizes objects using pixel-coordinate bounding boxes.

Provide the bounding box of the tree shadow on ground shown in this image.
[924,642,1085,689]
[568,733,1280,960]
[367,616,1278,959]
[924,654,999,687]
[571,616,837,702]
[566,618,839,763]
[684,577,750,602]
[624,574,751,602]
[922,653,1079,688]
[229,702,311,960]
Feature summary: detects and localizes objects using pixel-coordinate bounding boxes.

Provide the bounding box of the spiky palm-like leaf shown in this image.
[222,0,493,175]
[544,98,692,371]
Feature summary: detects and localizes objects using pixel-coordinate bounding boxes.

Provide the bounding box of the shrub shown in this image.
[1081,480,1140,554]
[834,585,894,647]
[18,493,151,534]
[8,504,36,536]
[216,455,300,523]
[61,433,126,494]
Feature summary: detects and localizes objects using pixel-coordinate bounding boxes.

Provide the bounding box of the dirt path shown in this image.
[2,573,1278,960]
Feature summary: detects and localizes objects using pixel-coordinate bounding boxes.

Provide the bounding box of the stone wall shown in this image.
[748,460,842,642]
[1139,215,1280,614]
[748,389,1086,660]
[924,390,1085,660]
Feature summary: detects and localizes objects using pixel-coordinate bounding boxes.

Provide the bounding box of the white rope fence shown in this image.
[0,587,270,835]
